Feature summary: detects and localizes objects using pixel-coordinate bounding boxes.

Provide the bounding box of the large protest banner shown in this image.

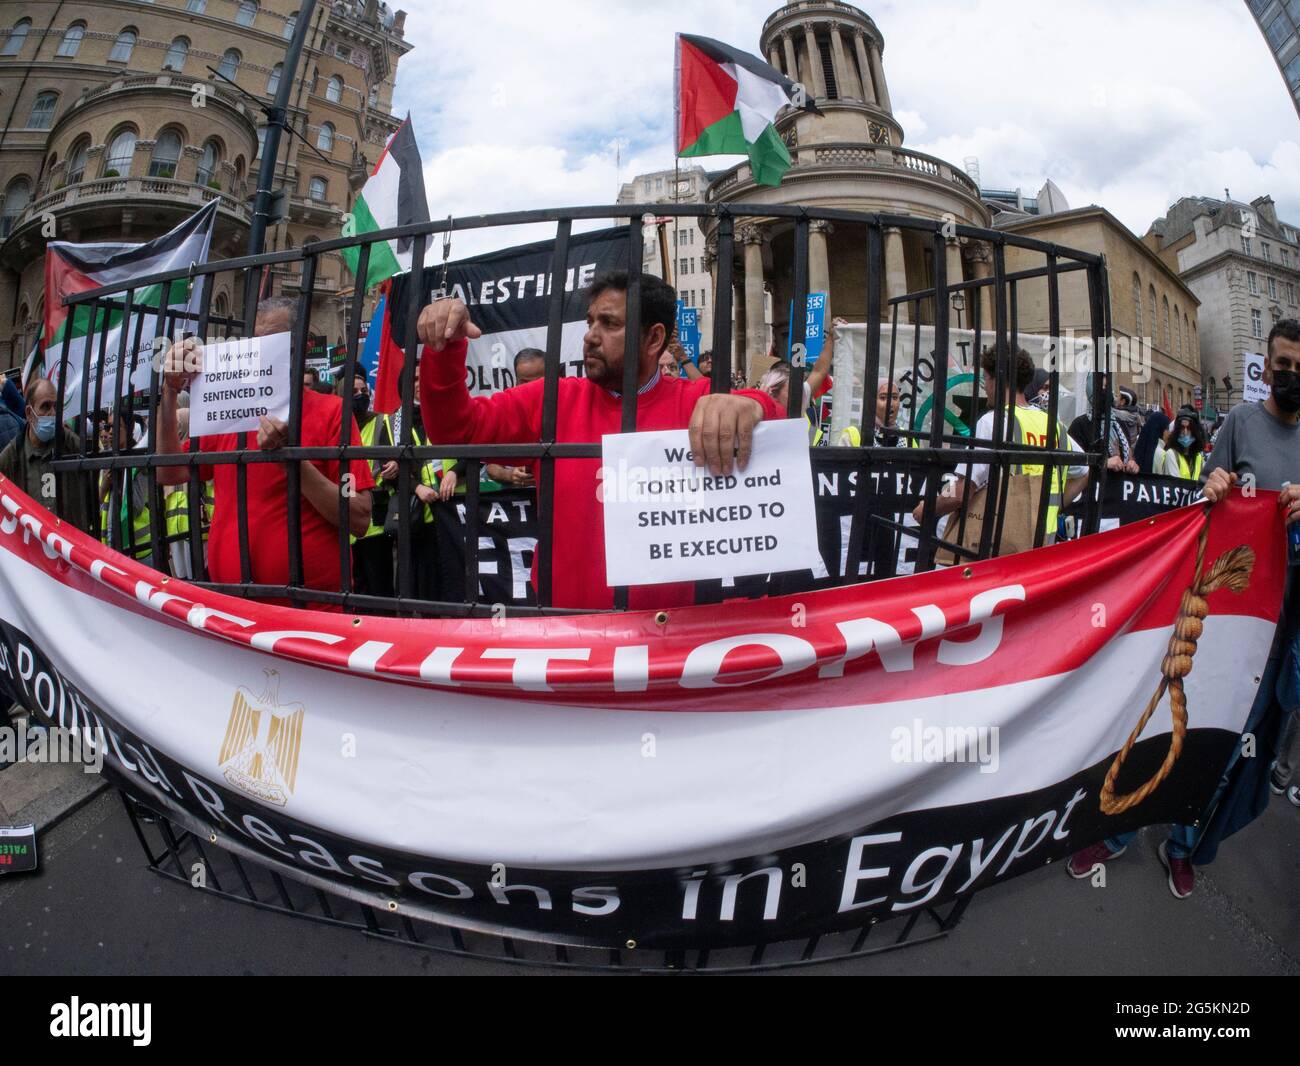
[1063,471,1202,538]
[380,227,628,403]
[0,474,1280,948]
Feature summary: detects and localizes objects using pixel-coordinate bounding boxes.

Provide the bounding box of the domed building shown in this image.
[704,0,993,377]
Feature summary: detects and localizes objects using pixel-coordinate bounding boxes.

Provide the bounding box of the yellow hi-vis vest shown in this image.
[1176,450,1204,482]
[99,472,152,561]
[1004,404,1071,543]
[353,415,443,542]
[163,482,214,540]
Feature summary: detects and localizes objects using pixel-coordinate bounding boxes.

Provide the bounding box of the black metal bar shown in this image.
[337,241,371,598]
[1034,253,1062,549]
[536,218,571,608]
[842,220,883,581]
[710,212,734,395]
[787,216,809,419]
[395,234,426,605]
[462,459,481,607]
[913,230,951,572]
[186,273,216,580]
[977,240,1010,561]
[613,217,645,612]
[285,253,317,588]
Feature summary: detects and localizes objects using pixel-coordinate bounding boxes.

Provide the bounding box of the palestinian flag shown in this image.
[340,115,430,291]
[42,200,216,418]
[675,33,818,187]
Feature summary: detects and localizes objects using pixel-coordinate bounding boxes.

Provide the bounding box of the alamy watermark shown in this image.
[0,723,104,774]
[890,718,999,774]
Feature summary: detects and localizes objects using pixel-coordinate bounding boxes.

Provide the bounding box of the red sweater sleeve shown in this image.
[419,337,543,445]
[735,387,787,423]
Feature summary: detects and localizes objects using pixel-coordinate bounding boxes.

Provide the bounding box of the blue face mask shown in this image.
[1177,433,1194,449]
[34,415,56,443]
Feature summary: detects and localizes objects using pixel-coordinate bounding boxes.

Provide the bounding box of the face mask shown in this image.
[1177,434,1194,449]
[352,392,371,418]
[34,415,56,443]
[1272,369,1300,414]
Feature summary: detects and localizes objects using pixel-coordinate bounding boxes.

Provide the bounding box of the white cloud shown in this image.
[392,0,1300,243]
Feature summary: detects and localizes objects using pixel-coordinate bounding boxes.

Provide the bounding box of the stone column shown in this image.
[768,45,782,73]
[809,220,833,322]
[802,23,826,100]
[782,33,799,89]
[829,25,860,100]
[944,238,964,320]
[884,226,909,326]
[853,33,877,106]
[742,228,768,380]
[867,41,892,113]
[969,243,994,332]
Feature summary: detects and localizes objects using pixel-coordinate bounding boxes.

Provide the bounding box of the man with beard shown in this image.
[415,271,785,609]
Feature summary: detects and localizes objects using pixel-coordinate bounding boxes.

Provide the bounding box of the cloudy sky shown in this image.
[393,0,1299,256]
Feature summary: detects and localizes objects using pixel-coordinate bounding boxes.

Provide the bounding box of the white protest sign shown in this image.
[600,418,822,586]
[1242,351,1268,404]
[191,332,291,436]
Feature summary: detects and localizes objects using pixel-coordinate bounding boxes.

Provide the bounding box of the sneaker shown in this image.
[1288,786,1300,809]
[1158,840,1195,899]
[1067,840,1126,879]
[1271,776,1287,796]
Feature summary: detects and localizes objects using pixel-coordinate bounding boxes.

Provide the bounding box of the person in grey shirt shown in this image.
[1070,319,1300,898]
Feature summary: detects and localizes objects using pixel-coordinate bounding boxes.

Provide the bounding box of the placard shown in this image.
[0,824,37,874]
[1243,351,1268,404]
[190,332,292,436]
[600,419,822,586]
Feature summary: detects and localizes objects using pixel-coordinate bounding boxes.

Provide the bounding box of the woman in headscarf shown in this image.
[1160,408,1208,481]
[1133,409,1170,474]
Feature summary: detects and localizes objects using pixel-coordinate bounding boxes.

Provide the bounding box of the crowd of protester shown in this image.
[3,273,1298,897]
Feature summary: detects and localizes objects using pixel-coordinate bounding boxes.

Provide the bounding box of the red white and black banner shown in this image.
[0,475,1282,949]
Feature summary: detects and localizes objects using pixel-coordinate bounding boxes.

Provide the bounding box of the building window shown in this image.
[187,0,206,11]
[0,178,31,238]
[1269,276,1279,300]
[1263,242,1272,262]
[701,288,707,307]
[1252,309,1263,339]
[196,139,220,185]
[334,43,350,60]
[308,176,327,202]
[1285,248,1292,268]
[1289,282,1297,306]
[316,122,334,151]
[1248,271,1258,295]
[103,129,136,176]
[66,138,89,184]
[2,19,30,57]
[283,10,297,38]
[1242,236,1252,256]
[149,131,182,178]
[55,22,85,58]
[1173,304,1181,358]
[326,75,343,103]
[109,28,137,63]
[255,126,268,158]
[1162,295,1170,351]
[1183,314,1190,359]
[235,1,257,27]
[1131,273,1142,335]
[266,63,282,95]
[163,36,189,72]
[218,49,240,81]
[27,92,57,130]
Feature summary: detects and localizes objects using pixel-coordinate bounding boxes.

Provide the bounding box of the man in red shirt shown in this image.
[157,297,374,608]
[416,272,785,610]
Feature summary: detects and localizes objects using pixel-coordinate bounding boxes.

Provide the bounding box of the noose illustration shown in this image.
[1098,513,1256,816]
